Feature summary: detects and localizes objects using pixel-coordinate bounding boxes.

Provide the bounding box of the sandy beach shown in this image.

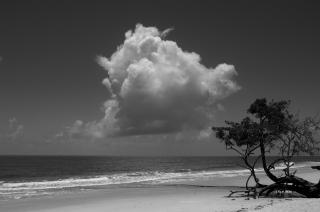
[1,0,320,211]
[1,167,319,212]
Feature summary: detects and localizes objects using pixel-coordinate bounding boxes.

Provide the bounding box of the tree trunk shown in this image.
[258,140,320,198]
[259,177,320,198]
[259,140,279,183]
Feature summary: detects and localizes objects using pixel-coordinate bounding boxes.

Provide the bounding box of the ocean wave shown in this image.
[0,169,253,194]
[273,161,320,169]
[1,161,319,200]
[293,161,320,167]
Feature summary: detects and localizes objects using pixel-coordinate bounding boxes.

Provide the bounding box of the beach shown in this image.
[2,1,320,211]
[1,166,320,212]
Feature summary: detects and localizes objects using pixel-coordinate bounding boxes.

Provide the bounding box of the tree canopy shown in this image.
[212,98,320,198]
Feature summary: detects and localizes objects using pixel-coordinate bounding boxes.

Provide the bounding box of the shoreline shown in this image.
[1,167,320,212]
[0,184,277,212]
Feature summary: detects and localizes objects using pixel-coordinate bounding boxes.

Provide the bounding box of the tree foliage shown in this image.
[212,98,320,197]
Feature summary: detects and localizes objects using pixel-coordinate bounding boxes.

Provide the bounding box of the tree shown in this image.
[212,98,320,197]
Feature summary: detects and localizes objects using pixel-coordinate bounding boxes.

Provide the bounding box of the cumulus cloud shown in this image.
[68,24,240,139]
[54,116,117,140]
[0,118,24,141]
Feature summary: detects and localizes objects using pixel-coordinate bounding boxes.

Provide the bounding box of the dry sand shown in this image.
[1,167,320,212]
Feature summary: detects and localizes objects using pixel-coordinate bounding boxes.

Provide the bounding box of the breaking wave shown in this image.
[1,160,319,200]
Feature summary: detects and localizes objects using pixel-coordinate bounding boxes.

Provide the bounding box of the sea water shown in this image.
[1,156,320,200]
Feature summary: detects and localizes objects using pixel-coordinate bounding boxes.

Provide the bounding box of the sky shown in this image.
[0,0,320,155]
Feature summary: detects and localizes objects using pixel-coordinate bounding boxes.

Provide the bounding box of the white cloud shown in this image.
[0,118,24,141]
[67,24,240,139]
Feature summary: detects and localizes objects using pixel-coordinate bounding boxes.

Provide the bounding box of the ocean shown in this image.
[1,156,320,200]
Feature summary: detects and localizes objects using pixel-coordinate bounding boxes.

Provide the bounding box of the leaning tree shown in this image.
[212,98,320,197]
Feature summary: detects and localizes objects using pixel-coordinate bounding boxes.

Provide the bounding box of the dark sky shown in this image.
[1,0,320,155]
